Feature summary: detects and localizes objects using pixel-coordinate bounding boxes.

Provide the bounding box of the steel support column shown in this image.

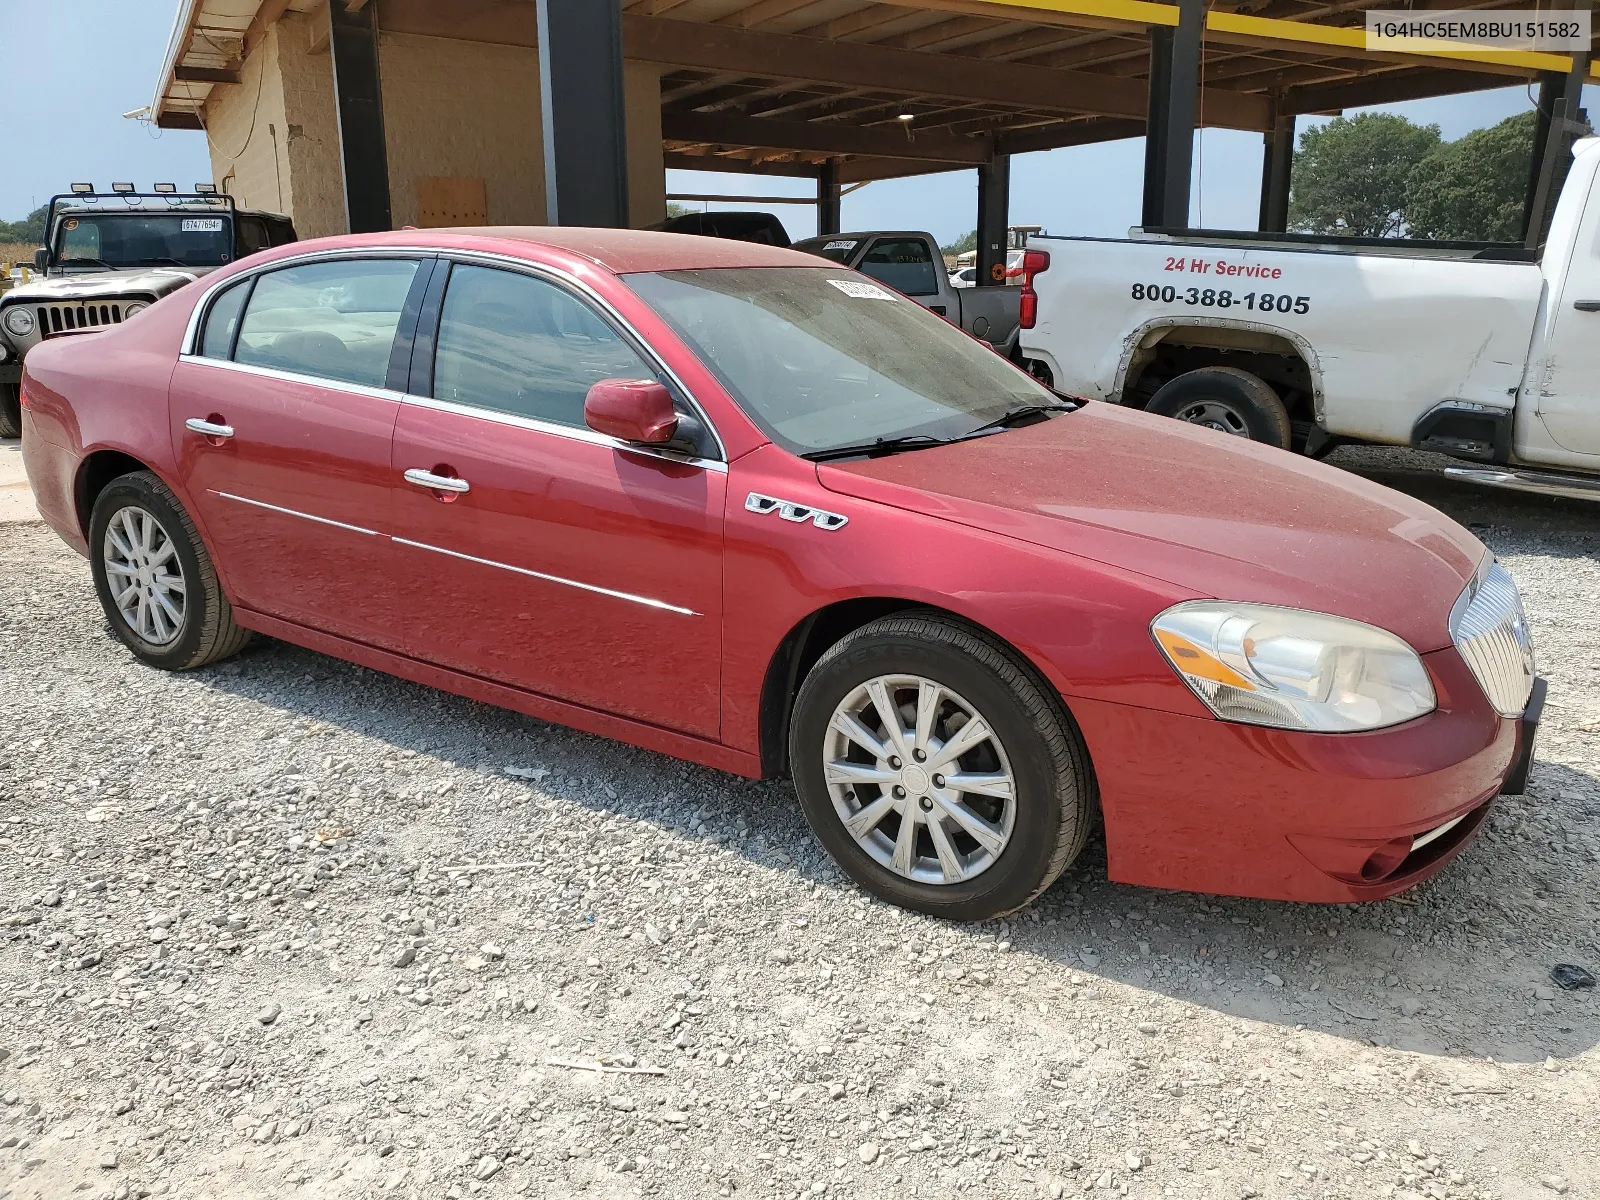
[1526,0,1590,249]
[976,153,1012,286]
[329,0,391,234]
[1258,106,1295,233]
[817,159,842,236]
[1141,0,1204,229]
[536,0,629,227]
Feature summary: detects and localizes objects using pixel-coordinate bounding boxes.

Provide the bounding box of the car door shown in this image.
[390,260,726,738]
[169,254,430,648]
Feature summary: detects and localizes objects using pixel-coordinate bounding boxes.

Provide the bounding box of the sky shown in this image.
[0,0,1585,245]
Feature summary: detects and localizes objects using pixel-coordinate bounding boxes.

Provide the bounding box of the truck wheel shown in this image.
[0,383,20,439]
[789,611,1096,921]
[1145,367,1291,449]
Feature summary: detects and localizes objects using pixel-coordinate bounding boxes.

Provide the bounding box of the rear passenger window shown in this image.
[199,278,250,359]
[858,238,938,297]
[234,258,420,388]
[431,264,658,427]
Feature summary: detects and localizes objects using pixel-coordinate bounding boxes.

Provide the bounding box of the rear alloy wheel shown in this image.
[0,382,20,439]
[791,612,1095,920]
[89,471,251,670]
[1145,366,1292,449]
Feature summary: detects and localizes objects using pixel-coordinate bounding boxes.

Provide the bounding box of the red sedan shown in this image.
[19,229,1540,920]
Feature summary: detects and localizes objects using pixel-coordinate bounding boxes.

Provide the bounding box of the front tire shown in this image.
[790,612,1095,921]
[89,471,251,670]
[0,382,20,439]
[1145,366,1292,449]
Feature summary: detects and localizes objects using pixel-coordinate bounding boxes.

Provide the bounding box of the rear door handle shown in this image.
[184,417,234,438]
[1574,300,1600,311]
[404,468,471,494]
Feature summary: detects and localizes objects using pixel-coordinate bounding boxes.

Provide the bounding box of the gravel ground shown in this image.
[1,447,1598,1200]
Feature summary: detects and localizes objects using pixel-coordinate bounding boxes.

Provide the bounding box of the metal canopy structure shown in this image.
[149,0,1596,256]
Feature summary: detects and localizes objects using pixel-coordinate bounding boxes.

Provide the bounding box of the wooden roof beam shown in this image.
[623,13,1273,129]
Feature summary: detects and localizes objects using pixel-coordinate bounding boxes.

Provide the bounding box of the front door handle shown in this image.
[404,468,471,494]
[184,417,234,439]
[929,304,947,315]
[1574,300,1600,311]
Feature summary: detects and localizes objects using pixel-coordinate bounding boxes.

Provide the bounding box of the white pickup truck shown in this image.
[1019,138,1600,502]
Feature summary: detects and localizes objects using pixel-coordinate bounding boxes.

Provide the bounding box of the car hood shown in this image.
[1,266,204,304]
[817,401,1484,652]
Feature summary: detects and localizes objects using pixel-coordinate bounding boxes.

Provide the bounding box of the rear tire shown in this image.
[0,382,20,439]
[89,471,251,671]
[789,612,1095,921]
[1145,366,1292,449]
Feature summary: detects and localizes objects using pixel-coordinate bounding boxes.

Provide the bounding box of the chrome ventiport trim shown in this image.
[216,491,380,537]
[745,491,849,531]
[392,537,699,616]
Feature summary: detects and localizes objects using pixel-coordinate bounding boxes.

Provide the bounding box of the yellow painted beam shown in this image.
[1207,10,1576,75]
[898,0,1599,78]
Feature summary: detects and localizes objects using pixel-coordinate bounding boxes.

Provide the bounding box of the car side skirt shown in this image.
[232,608,764,779]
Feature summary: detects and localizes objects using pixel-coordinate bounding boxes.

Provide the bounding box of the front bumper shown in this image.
[1071,647,1530,903]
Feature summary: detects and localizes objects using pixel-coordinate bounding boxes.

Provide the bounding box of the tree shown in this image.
[1288,113,1440,237]
[665,201,695,219]
[1406,111,1543,242]
[941,229,977,258]
[0,205,47,246]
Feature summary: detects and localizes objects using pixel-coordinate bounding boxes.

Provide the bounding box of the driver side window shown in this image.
[430,264,660,428]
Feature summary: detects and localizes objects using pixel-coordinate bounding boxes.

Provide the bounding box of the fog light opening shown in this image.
[1359,837,1413,883]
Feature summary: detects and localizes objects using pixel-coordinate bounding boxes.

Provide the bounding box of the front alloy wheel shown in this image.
[791,612,1096,920]
[824,674,1017,885]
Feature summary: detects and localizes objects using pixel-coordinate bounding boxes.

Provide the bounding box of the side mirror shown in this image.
[33,248,49,271]
[584,378,678,446]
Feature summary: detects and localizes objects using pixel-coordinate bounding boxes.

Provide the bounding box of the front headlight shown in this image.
[1151,601,1436,732]
[2,306,34,338]
[123,300,150,318]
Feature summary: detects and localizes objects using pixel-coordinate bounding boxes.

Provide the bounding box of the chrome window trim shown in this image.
[180,245,438,356]
[434,249,726,463]
[393,537,699,616]
[177,243,729,464]
[175,354,727,474]
[216,491,381,537]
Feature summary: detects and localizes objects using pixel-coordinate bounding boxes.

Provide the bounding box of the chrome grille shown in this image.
[1451,561,1535,717]
[39,302,124,337]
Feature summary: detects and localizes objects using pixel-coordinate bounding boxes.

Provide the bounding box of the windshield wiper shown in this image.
[140,257,190,267]
[801,434,954,463]
[961,402,1076,439]
[60,257,114,270]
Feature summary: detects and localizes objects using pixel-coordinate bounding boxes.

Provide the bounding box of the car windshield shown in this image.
[624,266,1056,455]
[55,213,233,268]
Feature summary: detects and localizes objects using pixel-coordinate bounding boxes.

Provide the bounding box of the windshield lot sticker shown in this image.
[827,279,897,301]
[62,218,79,230]
[182,218,225,233]
[824,240,858,251]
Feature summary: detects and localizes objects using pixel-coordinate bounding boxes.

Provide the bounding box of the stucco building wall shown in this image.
[201,17,665,237]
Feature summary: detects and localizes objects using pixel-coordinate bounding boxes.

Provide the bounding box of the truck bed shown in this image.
[1020,231,1544,446]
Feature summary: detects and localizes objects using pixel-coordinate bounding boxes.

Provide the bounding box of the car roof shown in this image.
[292,226,823,274]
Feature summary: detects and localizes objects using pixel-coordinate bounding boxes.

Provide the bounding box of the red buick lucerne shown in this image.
[19,228,1541,920]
